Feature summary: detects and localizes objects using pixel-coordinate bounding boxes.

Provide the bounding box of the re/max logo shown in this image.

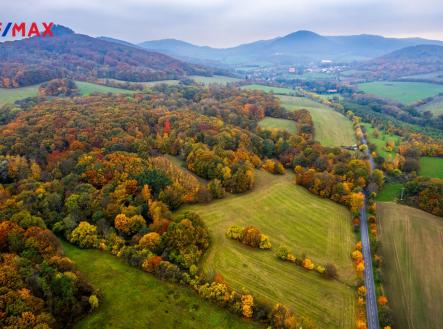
[0,22,54,37]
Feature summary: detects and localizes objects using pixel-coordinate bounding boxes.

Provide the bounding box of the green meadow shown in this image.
[63,242,260,329]
[419,157,443,178]
[241,84,295,95]
[0,84,41,106]
[361,123,401,158]
[376,183,404,202]
[358,81,443,104]
[0,81,134,108]
[191,75,241,85]
[177,171,357,329]
[279,95,356,147]
[258,117,297,134]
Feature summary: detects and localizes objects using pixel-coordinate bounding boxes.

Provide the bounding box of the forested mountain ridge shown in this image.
[360,45,443,79]
[139,30,443,65]
[0,26,213,88]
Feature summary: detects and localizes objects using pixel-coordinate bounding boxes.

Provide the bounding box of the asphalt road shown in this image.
[360,132,380,329]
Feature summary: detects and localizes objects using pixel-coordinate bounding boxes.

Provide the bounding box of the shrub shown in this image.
[225,225,243,240]
[241,294,254,318]
[259,234,272,249]
[142,255,162,273]
[115,213,146,235]
[324,263,338,279]
[302,258,314,270]
[89,295,99,310]
[276,245,289,260]
[207,179,226,199]
[316,265,325,274]
[69,221,98,248]
[262,159,285,175]
[241,226,262,248]
[138,232,160,251]
[226,225,272,250]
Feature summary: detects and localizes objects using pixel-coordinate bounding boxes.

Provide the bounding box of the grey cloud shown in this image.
[1,0,442,46]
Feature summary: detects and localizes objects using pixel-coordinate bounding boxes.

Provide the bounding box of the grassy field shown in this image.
[97,78,180,88]
[76,81,135,96]
[419,157,443,178]
[258,117,297,134]
[0,84,41,106]
[278,95,356,147]
[177,171,357,329]
[190,75,240,85]
[361,123,400,158]
[376,183,403,201]
[399,71,443,83]
[62,242,260,329]
[241,84,295,95]
[378,203,443,329]
[417,96,443,116]
[281,72,336,81]
[0,81,133,107]
[357,81,443,105]
[143,80,180,87]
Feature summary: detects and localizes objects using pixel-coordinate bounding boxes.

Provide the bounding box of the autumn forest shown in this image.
[1,5,443,329]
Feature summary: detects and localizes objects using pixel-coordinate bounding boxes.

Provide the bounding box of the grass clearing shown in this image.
[357,81,443,105]
[0,84,41,106]
[190,75,240,85]
[241,84,295,95]
[376,183,403,202]
[62,241,260,329]
[378,203,443,329]
[176,171,357,329]
[76,81,135,96]
[361,123,401,158]
[419,157,443,178]
[258,117,297,134]
[417,96,443,116]
[0,81,134,108]
[143,80,180,87]
[97,78,180,88]
[278,95,356,147]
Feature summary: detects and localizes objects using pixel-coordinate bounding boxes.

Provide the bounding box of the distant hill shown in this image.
[0,26,213,88]
[361,45,443,79]
[139,30,443,65]
[97,36,140,48]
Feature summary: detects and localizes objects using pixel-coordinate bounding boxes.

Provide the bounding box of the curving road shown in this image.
[360,133,380,329]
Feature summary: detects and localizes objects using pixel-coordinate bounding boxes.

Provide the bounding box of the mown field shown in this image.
[0,81,134,107]
[361,123,400,158]
[278,95,356,147]
[190,75,240,85]
[357,81,443,105]
[241,84,295,95]
[62,242,260,329]
[378,203,443,329]
[419,156,443,178]
[76,81,135,95]
[177,171,357,329]
[0,84,41,106]
[418,96,443,116]
[258,117,297,134]
[97,78,180,88]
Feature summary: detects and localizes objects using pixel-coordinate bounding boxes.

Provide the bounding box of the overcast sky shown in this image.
[2,0,443,47]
